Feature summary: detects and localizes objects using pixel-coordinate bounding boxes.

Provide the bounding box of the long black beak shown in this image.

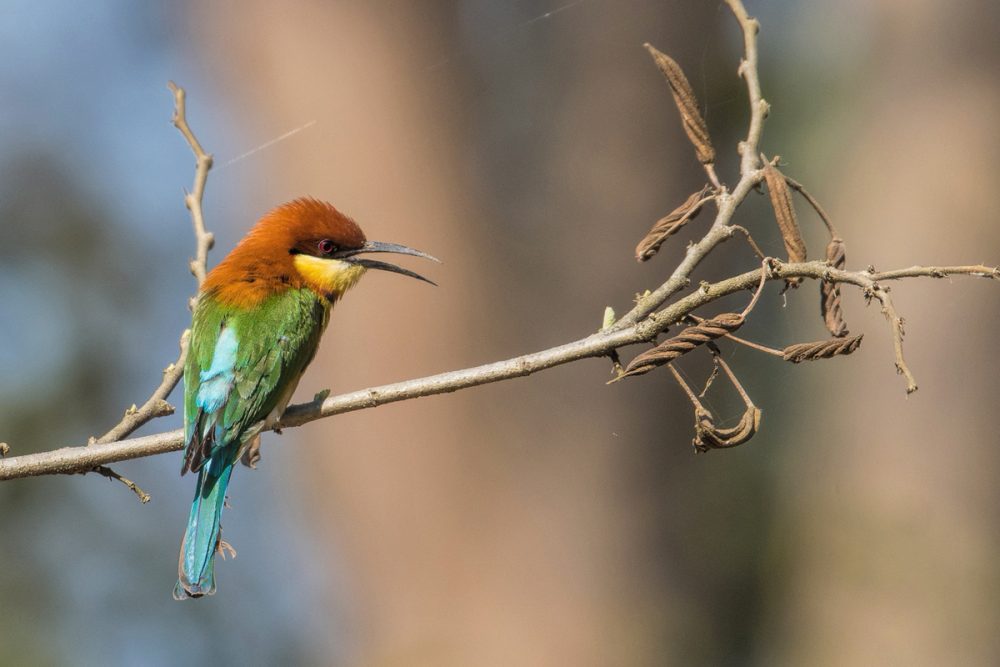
[333,241,440,286]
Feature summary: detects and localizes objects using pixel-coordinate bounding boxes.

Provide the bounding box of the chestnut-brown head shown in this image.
[203,198,437,307]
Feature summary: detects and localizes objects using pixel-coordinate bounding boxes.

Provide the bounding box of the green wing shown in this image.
[182,288,330,473]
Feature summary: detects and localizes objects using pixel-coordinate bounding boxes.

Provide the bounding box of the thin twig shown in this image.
[738,261,771,317]
[870,265,1000,281]
[783,174,838,237]
[703,163,722,191]
[167,81,215,290]
[668,363,701,404]
[867,285,917,393]
[92,465,151,504]
[728,225,766,260]
[714,355,753,407]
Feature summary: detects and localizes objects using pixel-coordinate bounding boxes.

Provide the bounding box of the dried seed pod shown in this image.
[620,313,744,378]
[763,161,806,287]
[636,185,711,261]
[821,237,849,337]
[644,43,716,165]
[782,334,863,363]
[667,355,761,452]
[694,405,761,452]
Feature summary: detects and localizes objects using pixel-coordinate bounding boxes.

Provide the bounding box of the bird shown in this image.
[173,197,437,600]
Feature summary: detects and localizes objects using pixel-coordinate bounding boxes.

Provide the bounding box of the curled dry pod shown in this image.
[782,334,863,363]
[693,405,762,452]
[636,185,711,261]
[821,237,849,336]
[620,312,744,378]
[644,43,716,165]
[763,162,806,287]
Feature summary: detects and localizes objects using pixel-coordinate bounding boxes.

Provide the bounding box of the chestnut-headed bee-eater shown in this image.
[174,198,437,600]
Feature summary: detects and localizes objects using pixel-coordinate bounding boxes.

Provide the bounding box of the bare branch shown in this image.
[1,261,993,480]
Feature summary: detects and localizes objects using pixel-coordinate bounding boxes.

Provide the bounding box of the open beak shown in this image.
[333,241,440,286]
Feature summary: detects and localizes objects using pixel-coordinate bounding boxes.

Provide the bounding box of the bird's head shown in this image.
[204,198,438,305]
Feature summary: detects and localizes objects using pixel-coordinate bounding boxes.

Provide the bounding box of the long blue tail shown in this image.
[173,455,234,600]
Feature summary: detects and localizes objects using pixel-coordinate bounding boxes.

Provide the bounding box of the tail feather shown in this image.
[174,455,234,600]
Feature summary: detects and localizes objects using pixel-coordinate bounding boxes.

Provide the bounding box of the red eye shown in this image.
[317,239,337,255]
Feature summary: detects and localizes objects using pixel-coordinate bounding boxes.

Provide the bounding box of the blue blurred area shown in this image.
[0,2,341,664]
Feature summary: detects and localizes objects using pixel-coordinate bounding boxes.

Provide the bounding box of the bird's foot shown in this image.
[241,435,263,469]
[217,539,237,560]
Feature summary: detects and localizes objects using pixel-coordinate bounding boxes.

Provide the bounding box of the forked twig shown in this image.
[82,83,215,501]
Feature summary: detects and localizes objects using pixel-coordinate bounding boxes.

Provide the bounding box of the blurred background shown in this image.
[1,0,999,664]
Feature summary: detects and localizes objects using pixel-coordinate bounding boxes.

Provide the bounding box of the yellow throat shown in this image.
[293,254,367,298]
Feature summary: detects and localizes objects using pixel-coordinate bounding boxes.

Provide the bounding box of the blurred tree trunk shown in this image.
[189,2,720,664]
